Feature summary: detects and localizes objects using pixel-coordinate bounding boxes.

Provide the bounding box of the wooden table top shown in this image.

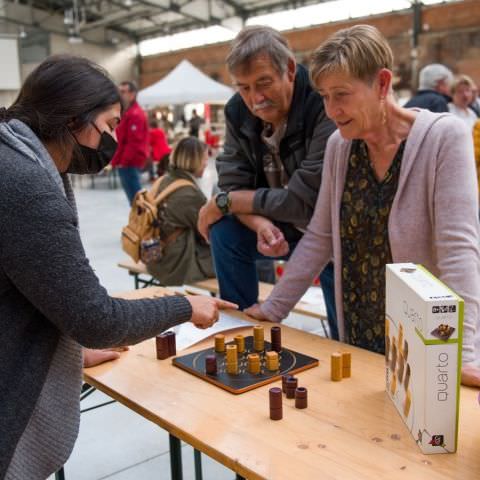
[84,288,480,480]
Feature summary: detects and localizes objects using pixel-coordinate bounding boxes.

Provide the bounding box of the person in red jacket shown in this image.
[149,119,172,177]
[111,81,149,204]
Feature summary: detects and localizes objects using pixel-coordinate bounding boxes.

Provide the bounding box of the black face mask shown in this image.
[67,122,118,174]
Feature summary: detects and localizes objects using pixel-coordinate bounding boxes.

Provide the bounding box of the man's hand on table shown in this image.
[256,218,289,257]
[186,296,238,329]
[461,363,480,387]
[198,198,223,242]
[83,346,129,368]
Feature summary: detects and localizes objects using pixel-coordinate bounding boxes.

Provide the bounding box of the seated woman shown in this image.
[146,136,215,285]
[246,25,480,387]
[0,55,235,479]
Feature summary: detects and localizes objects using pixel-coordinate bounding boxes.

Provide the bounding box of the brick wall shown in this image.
[140,0,480,90]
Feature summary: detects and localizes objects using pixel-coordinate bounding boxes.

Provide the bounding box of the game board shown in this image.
[172,335,319,394]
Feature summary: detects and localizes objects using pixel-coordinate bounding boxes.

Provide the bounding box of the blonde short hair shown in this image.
[169,136,207,174]
[309,25,393,86]
[451,74,476,94]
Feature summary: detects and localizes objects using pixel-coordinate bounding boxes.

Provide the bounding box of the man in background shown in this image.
[112,81,149,204]
[405,63,453,112]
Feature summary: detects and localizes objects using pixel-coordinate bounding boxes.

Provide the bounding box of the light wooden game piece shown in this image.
[265,351,279,371]
[390,339,397,372]
[214,334,225,353]
[226,344,238,362]
[226,361,239,375]
[247,353,260,374]
[404,389,412,417]
[398,324,404,354]
[385,317,390,336]
[234,335,245,353]
[341,352,351,378]
[390,373,397,395]
[253,325,265,351]
[330,352,343,381]
[398,353,405,384]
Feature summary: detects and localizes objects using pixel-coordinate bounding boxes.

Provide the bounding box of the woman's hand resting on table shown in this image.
[83,346,129,368]
[186,296,238,329]
[461,363,480,388]
[244,303,272,321]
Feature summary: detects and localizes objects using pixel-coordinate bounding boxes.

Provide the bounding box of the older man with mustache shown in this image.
[198,26,338,337]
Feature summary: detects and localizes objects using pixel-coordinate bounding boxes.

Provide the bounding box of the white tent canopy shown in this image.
[137,59,234,107]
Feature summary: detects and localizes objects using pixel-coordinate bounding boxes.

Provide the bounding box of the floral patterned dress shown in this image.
[340,139,405,353]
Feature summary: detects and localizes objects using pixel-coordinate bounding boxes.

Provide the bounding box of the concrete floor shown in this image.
[51,159,327,480]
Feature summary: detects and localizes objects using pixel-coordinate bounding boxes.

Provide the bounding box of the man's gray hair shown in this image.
[418,64,453,90]
[226,25,294,75]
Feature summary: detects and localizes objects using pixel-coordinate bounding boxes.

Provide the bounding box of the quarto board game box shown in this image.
[385,263,463,454]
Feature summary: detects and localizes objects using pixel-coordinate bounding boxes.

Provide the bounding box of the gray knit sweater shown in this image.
[0,120,192,478]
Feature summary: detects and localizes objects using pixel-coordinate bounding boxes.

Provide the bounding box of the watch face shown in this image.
[217,194,228,208]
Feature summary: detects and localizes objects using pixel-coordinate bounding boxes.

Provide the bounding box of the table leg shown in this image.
[169,434,183,480]
[193,449,203,480]
[55,467,65,480]
[235,475,246,480]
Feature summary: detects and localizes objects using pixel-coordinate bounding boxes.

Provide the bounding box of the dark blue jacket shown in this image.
[404,89,451,113]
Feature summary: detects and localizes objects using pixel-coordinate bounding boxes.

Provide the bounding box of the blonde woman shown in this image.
[246,25,480,387]
[146,136,215,285]
[448,74,478,130]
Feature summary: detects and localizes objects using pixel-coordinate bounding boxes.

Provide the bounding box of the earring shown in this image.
[380,98,387,125]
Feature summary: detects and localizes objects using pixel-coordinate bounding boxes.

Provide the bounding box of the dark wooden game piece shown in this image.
[282,374,293,393]
[205,355,217,375]
[404,364,411,391]
[269,387,283,420]
[270,326,282,352]
[286,377,298,398]
[156,333,170,360]
[166,331,176,357]
[295,387,308,409]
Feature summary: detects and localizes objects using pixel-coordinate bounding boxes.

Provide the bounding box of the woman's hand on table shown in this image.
[186,296,238,329]
[244,303,270,321]
[461,363,480,387]
[83,346,129,368]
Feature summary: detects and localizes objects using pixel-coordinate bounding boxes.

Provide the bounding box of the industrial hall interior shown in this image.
[1,0,480,479]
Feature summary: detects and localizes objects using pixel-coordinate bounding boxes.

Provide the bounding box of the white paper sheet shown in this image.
[168,311,253,351]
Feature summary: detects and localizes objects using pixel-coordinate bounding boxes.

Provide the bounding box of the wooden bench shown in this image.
[118,259,329,337]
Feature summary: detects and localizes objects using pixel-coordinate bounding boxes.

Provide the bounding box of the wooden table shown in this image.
[117,260,329,336]
[84,288,480,480]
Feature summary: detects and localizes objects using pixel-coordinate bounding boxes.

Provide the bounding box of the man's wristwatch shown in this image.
[215,191,231,215]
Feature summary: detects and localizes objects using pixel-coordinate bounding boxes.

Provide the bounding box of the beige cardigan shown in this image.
[261,110,480,363]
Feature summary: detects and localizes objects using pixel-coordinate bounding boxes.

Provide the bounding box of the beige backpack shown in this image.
[121,176,193,263]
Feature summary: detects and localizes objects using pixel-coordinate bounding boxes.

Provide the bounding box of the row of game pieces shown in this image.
[330,352,351,381]
[214,325,281,354]
[205,348,280,375]
[269,375,308,420]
